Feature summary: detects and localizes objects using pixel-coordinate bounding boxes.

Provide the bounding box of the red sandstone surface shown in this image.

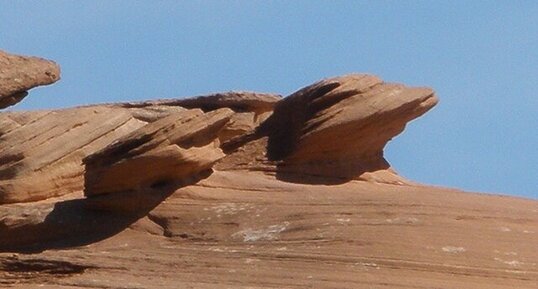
[0,50,536,288]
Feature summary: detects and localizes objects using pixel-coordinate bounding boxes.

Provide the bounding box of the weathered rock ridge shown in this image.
[0,70,436,204]
[0,50,60,109]
[225,74,437,184]
[1,52,536,289]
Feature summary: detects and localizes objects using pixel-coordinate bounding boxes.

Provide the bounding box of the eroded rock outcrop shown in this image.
[0,73,441,232]
[0,107,147,204]
[0,50,60,109]
[275,74,436,183]
[219,74,437,184]
[0,73,442,242]
[83,108,233,199]
[1,55,536,289]
[266,75,436,165]
[114,92,281,142]
[0,93,280,205]
[0,74,437,204]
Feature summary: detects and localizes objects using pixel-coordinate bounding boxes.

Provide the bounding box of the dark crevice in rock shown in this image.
[0,257,92,275]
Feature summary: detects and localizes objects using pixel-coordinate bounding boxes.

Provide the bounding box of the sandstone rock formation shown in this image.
[0,93,280,205]
[0,50,60,109]
[220,74,437,184]
[0,52,536,288]
[83,108,234,212]
[0,107,146,204]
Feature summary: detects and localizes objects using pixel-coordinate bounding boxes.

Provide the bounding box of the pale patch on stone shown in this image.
[244,258,258,264]
[442,246,466,253]
[336,218,351,224]
[355,262,380,270]
[499,227,511,232]
[233,222,290,242]
[210,203,253,216]
[386,217,420,224]
[505,260,524,267]
[208,247,225,252]
[495,257,524,267]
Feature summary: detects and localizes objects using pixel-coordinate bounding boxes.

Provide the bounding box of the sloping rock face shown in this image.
[0,94,280,204]
[0,50,60,109]
[0,57,536,289]
[83,108,233,212]
[1,172,537,289]
[0,107,147,203]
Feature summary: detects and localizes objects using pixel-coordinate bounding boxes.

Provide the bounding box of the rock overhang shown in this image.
[0,50,60,109]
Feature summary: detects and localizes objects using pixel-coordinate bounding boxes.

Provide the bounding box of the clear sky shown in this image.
[1,1,536,199]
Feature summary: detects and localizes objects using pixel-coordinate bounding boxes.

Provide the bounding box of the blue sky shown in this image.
[1,1,536,199]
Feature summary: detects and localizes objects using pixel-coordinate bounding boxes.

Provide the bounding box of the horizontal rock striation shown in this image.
[1,171,537,289]
[0,50,60,109]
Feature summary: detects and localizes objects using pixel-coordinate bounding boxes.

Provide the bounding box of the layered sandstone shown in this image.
[82,108,235,213]
[0,94,279,204]
[0,107,147,203]
[219,74,437,184]
[0,52,536,289]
